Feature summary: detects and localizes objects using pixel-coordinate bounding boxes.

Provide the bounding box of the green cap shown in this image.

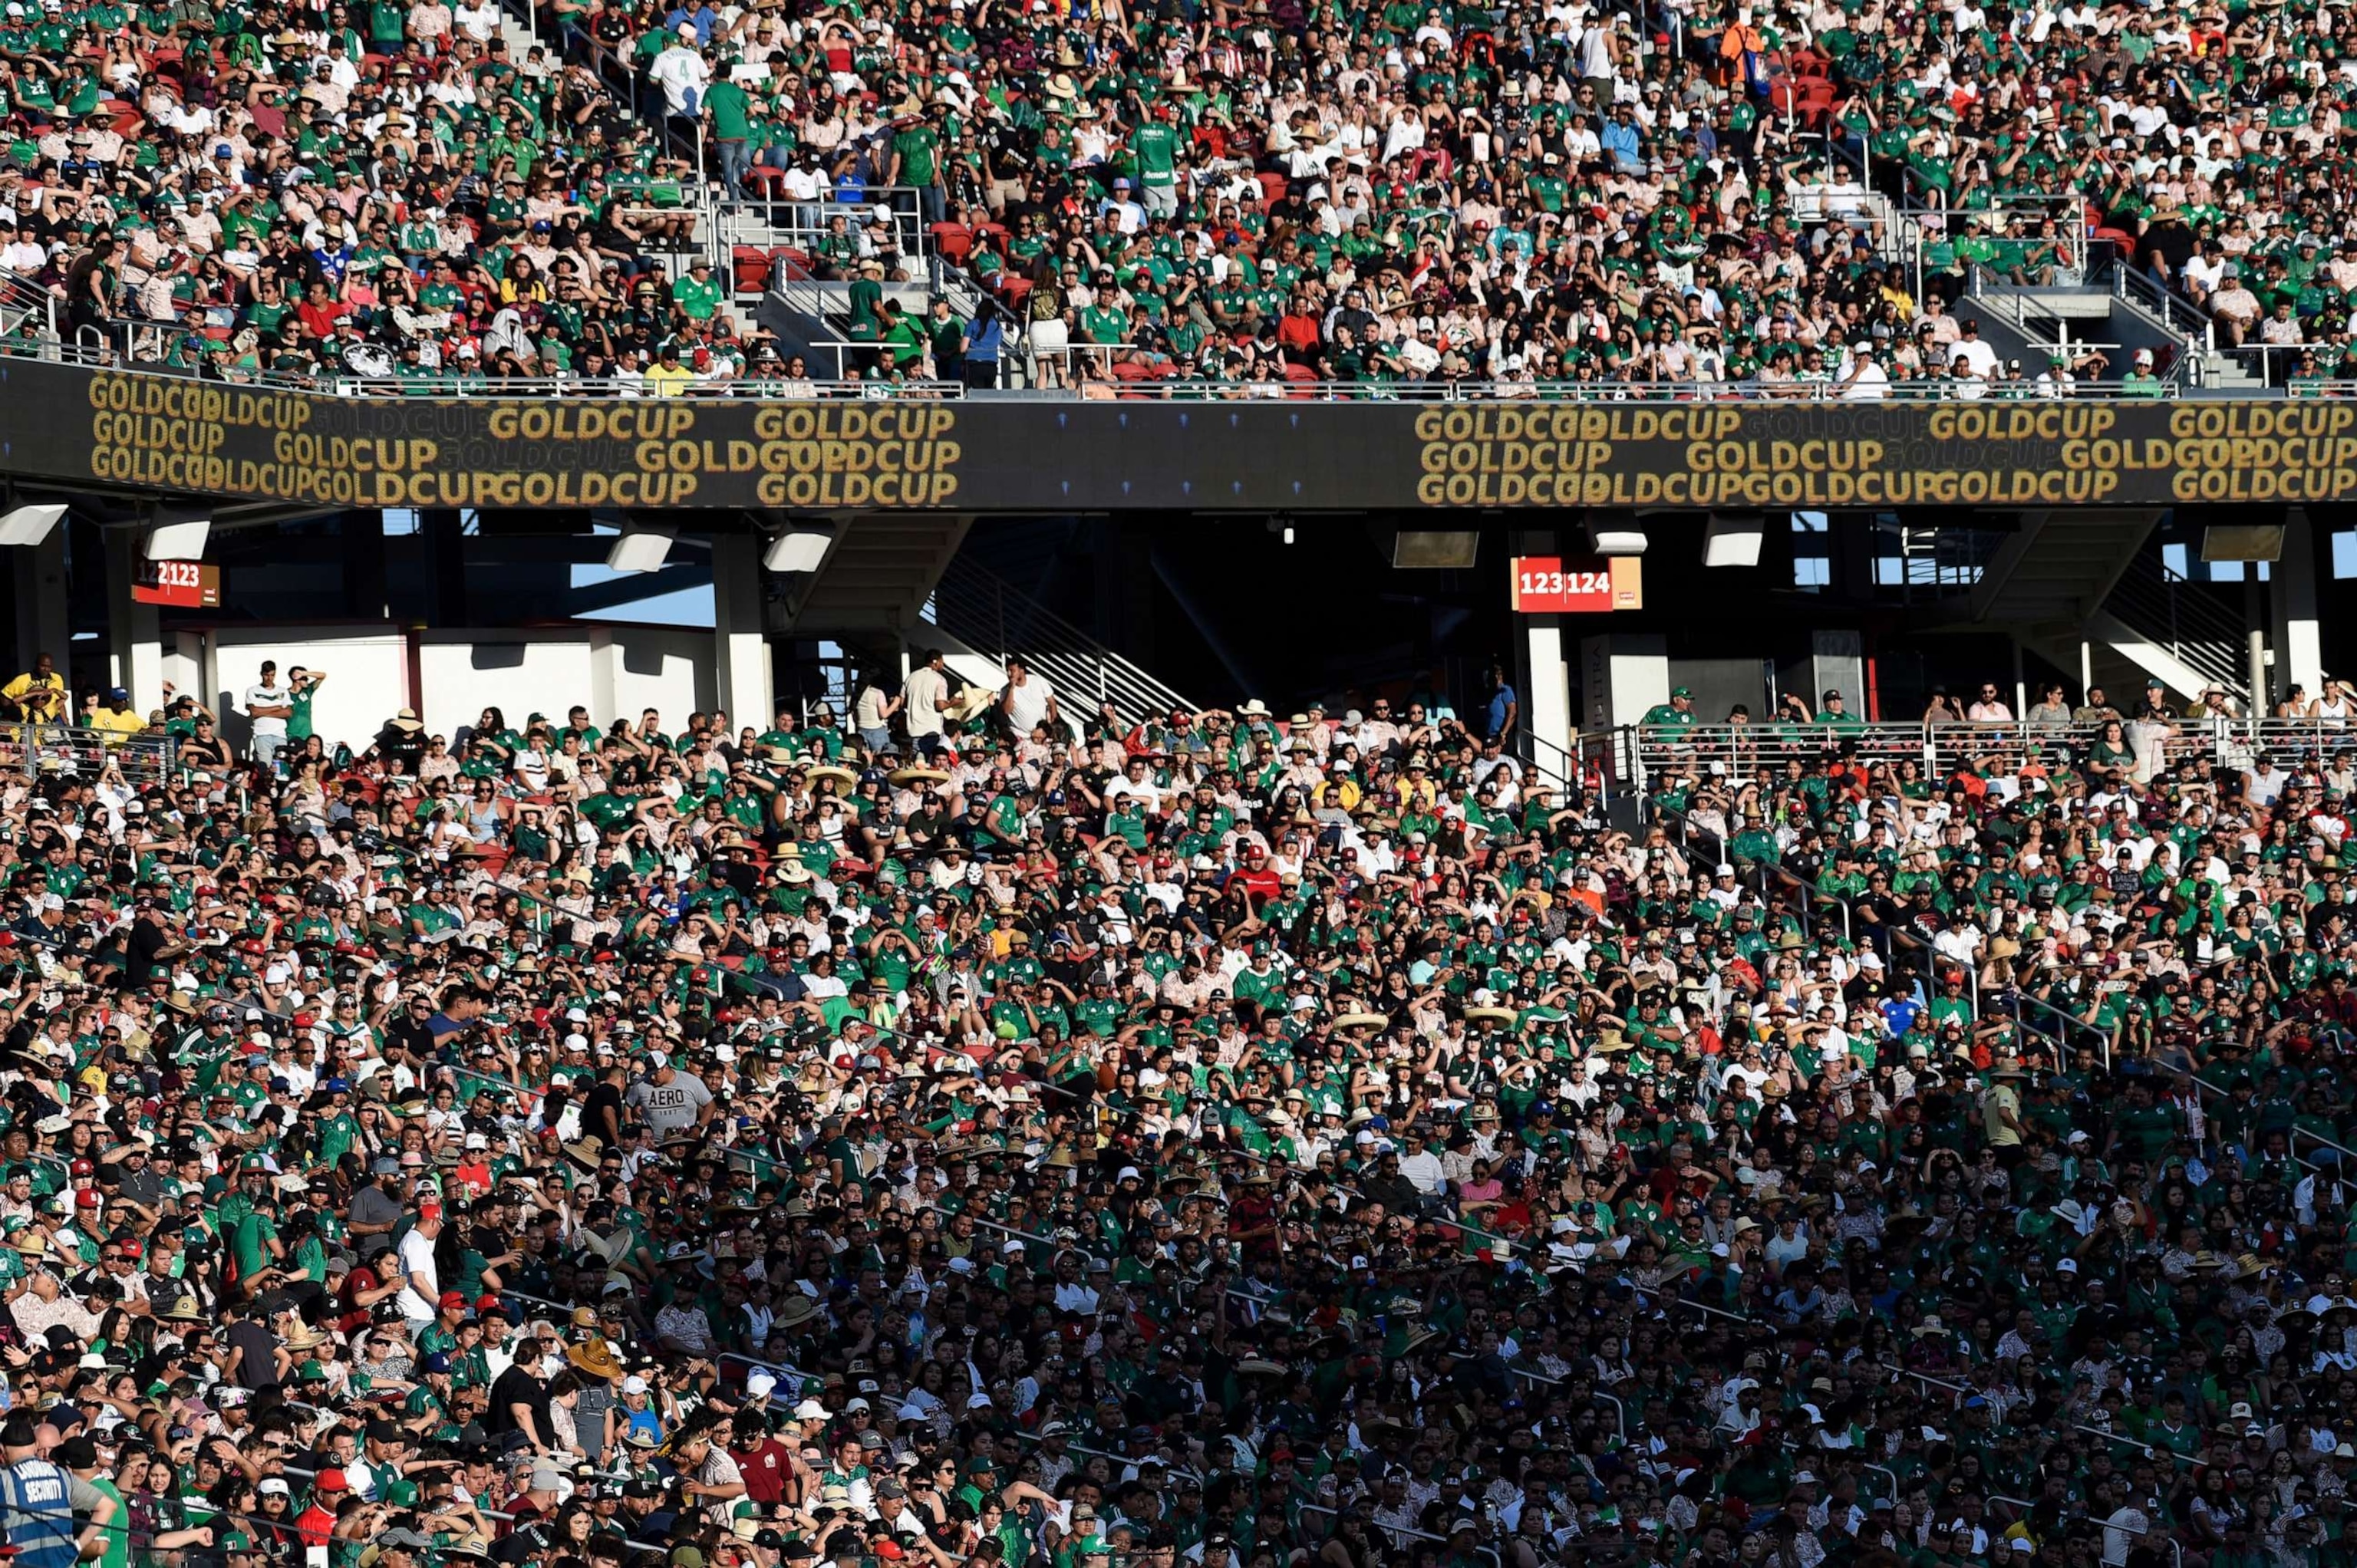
[1670,687,1693,698]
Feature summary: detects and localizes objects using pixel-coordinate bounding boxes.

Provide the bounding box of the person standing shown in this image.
[0,1415,114,1568]
[1483,662,1518,744]
[854,670,902,753]
[1,653,67,733]
[246,660,294,769]
[704,72,753,198]
[287,666,326,751]
[902,648,951,758]
[1000,655,1060,741]
[394,1201,443,1328]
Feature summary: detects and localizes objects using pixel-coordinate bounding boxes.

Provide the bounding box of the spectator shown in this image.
[246,659,294,768]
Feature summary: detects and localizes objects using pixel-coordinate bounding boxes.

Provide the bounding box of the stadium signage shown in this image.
[130,560,220,608]
[25,361,2357,511]
[1509,556,1642,614]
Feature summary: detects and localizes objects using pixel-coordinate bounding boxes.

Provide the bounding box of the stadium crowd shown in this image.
[0,645,2355,1568]
[1,0,2312,397]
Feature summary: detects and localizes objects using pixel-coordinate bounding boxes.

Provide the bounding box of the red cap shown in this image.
[68,1159,92,1177]
[74,1190,101,1208]
[475,1294,500,1312]
[315,1470,349,1494]
[439,1290,466,1309]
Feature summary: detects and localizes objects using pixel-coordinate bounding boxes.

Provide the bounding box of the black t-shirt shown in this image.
[387,1015,436,1059]
[583,1079,625,1145]
[227,1319,279,1391]
[125,913,173,987]
[487,1363,552,1443]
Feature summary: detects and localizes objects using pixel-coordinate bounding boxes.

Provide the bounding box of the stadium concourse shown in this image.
[5,645,2357,1568]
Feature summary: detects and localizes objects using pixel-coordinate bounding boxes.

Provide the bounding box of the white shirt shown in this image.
[394,1227,440,1320]
[1950,338,1999,377]
[1004,672,1057,735]
[648,42,712,115]
[246,682,291,736]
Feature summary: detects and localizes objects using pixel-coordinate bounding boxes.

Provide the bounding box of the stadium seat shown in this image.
[928,222,974,263]
[732,246,773,294]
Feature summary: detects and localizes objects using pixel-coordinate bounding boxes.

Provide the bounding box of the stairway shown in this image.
[923,555,1199,723]
[1933,510,2249,704]
[2092,551,2252,703]
[770,515,974,640]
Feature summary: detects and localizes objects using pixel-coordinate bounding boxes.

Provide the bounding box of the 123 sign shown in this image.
[132,561,220,608]
[1510,555,1642,613]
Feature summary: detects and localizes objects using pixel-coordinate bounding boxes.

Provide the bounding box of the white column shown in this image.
[710,534,773,733]
[11,527,66,681]
[1513,528,1574,781]
[1527,614,1571,776]
[2279,509,2323,702]
[104,529,163,713]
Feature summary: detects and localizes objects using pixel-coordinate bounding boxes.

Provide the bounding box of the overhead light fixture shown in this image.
[763,525,833,574]
[605,525,675,574]
[1392,530,1478,568]
[1703,513,1765,568]
[144,517,211,562]
[2202,524,2285,563]
[0,502,65,546]
[1589,523,1649,557]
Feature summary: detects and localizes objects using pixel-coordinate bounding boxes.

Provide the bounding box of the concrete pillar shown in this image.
[2276,509,2323,703]
[710,533,773,735]
[104,529,163,713]
[11,526,66,686]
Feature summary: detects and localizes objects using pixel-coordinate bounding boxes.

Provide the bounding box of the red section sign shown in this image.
[1509,555,1643,613]
[131,561,221,608]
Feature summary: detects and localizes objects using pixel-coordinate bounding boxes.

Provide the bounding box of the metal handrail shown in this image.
[0,331,2342,404]
[925,554,1199,724]
[2,722,173,784]
[2104,550,2251,698]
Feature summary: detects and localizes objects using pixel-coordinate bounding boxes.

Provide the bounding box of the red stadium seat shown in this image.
[771,247,813,281]
[1256,171,1289,208]
[928,222,973,263]
[732,245,773,293]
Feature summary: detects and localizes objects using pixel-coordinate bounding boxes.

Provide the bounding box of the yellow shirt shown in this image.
[87,706,145,745]
[0,671,66,721]
[645,363,697,397]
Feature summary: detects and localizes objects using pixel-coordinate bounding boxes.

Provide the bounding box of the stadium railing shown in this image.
[0,723,171,785]
[1617,716,2357,782]
[0,331,2210,404]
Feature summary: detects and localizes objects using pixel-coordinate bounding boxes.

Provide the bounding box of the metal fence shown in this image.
[1615,715,2357,784]
[0,332,2216,406]
[0,723,172,784]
